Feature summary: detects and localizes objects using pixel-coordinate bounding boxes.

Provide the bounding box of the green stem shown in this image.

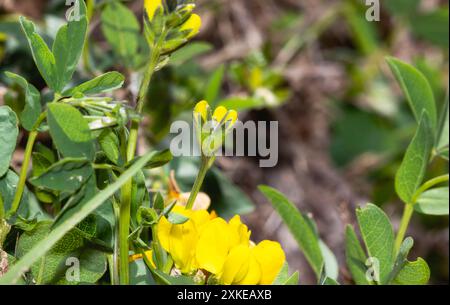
[8,111,47,216]
[118,49,161,285]
[394,174,449,253]
[0,194,4,220]
[394,204,414,253]
[185,158,210,210]
[411,174,449,204]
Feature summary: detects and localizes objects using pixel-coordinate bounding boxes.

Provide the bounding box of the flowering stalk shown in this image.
[185,157,213,210]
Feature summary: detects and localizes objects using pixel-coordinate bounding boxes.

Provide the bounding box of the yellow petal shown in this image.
[237,254,261,285]
[168,220,198,273]
[196,218,231,274]
[213,107,238,125]
[220,245,250,285]
[145,0,162,21]
[228,215,251,247]
[180,14,202,39]
[252,240,285,284]
[194,100,209,122]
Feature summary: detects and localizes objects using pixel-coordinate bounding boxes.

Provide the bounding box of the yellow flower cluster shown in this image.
[157,205,286,285]
[145,0,202,38]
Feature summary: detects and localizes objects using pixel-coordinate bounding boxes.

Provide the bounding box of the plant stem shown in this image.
[185,158,210,210]
[118,49,161,285]
[411,174,449,203]
[8,112,47,216]
[394,174,449,253]
[394,204,414,253]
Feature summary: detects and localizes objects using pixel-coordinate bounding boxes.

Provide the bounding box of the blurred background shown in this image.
[0,0,448,284]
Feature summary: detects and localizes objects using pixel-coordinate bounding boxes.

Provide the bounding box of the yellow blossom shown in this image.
[252,240,285,284]
[157,205,210,273]
[144,0,163,21]
[180,14,202,39]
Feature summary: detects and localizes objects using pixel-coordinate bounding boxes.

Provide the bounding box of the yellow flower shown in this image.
[218,240,285,285]
[252,240,285,284]
[145,0,163,21]
[196,215,252,275]
[194,100,209,123]
[157,205,211,273]
[212,106,238,126]
[196,217,232,274]
[180,14,202,39]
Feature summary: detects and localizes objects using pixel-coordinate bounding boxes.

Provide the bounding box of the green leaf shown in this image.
[388,237,414,283]
[205,64,225,106]
[392,258,430,285]
[98,129,121,165]
[167,212,189,225]
[321,277,339,285]
[16,221,106,284]
[128,149,173,169]
[319,240,338,281]
[272,263,299,285]
[47,103,95,161]
[395,113,434,204]
[259,185,324,278]
[218,97,266,112]
[4,72,41,131]
[0,106,18,176]
[19,17,58,91]
[356,203,395,285]
[345,225,372,285]
[436,95,449,159]
[129,258,156,285]
[169,42,213,66]
[30,158,93,193]
[386,57,437,130]
[64,72,125,96]
[0,170,37,220]
[0,151,159,284]
[52,0,88,92]
[415,187,449,215]
[101,1,140,67]
[283,271,299,285]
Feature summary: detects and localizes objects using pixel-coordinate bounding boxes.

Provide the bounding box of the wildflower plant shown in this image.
[0,0,448,287]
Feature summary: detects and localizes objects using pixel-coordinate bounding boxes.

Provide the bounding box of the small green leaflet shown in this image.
[259,185,324,279]
[395,113,434,204]
[345,225,372,285]
[16,221,106,284]
[386,57,437,131]
[64,72,125,96]
[415,187,449,215]
[101,1,140,68]
[356,203,395,285]
[0,106,19,177]
[30,158,93,193]
[392,258,430,285]
[19,17,58,92]
[4,72,42,131]
[52,0,88,92]
[47,103,95,161]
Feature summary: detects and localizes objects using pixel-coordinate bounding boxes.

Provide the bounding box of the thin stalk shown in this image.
[118,49,161,285]
[8,112,46,216]
[0,194,4,220]
[394,204,414,253]
[185,158,210,210]
[112,200,120,285]
[394,174,449,253]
